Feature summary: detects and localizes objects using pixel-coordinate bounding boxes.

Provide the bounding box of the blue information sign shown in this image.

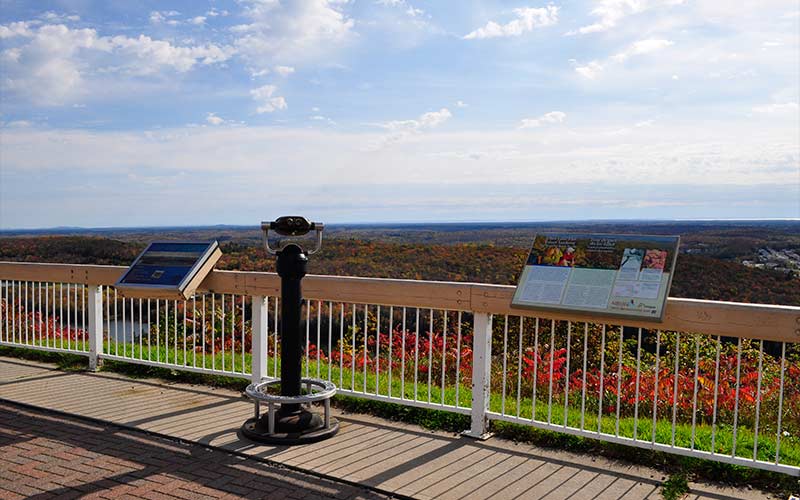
[116,241,221,299]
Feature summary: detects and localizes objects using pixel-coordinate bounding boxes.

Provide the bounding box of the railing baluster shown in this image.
[388,306,394,397]
[192,297,197,367]
[401,307,407,400]
[597,324,606,434]
[273,297,279,377]
[633,328,642,441]
[580,322,588,431]
[375,304,380,395]
[532,318,540,422]
[455,311,462,408]
[501,315,508,416]
[307,299,312,379]
[564,321,571,428]
[23,282,28,345]
[149,298,153,362]
[691,333,700,450]
[711,334,721,453]
[753,339,764,461]
[731,337,743,458]
[547,319,555,424]
[652,330,661,445]
[363,304,368,393]
[441,310,447,406]
[615,326,623,437]
[198,294,206,368]
[516,316,523,418]
[671,332,680,447]
[414,308,420,401]
[427,308,433,404]
[328,301,333,383]
[775,342,786,465]
[339,303,345,388]
[351,303,356,391]
[318,299,322,380]
[221,295,225,371]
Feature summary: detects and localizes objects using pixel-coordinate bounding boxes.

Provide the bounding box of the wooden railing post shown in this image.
[88,285,103,371]
[251,295,268,383]
[464,312,493,439]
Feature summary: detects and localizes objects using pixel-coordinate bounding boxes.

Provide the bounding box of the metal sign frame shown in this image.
[115,241,222,299]
[511,233,680,322]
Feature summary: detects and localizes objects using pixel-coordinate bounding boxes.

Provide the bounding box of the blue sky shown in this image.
[0,0,798,228]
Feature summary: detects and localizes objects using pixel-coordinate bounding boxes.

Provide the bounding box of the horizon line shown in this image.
[1,217,799,233]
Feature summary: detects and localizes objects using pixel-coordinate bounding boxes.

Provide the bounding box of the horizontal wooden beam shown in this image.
[1,261,798,342]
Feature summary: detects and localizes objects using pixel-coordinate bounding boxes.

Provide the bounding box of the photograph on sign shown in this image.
[511,233,679,321]
[115,241,222,299]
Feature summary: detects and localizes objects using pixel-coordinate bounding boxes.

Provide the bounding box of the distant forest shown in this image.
[0,231,798,306]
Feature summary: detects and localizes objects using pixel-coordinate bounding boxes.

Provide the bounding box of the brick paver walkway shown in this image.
[0,402,387,500]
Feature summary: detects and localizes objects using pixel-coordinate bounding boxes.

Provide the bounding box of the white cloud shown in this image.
[149,11,181,25]
[575,39,674,79]
[0,21,235,105]
[575,61,605,79]
[611,39,674,62]
[371,108,452,149]
[250,85,288,113]
[39,12,80,23]
[456,100,468,108]
[310,114,336,125]
[206,8,230,17]
[275,65,295,76]
[376,0,426,18]
[109,35,234,75]
[519,111,566,128]
[188,16,207,26]
[752,102,799,114]
[234,0,355,76]
[464,6,559,40]
[0,21,36,39]
[571,0,687,35]
[206,113,225,125]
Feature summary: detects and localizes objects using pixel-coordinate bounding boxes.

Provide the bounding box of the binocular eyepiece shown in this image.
[261,216,324,255]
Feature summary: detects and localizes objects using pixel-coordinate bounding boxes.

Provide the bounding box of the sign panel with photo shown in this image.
[511,233,680,321]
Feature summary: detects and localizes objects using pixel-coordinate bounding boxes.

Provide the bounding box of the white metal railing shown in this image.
[0,262,798,476]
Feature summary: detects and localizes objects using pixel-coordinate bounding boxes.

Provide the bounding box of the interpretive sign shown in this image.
[511,233,679,321]
[115,241,222,300]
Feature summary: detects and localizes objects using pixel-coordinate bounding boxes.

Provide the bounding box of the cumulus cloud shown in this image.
[39,12,80,23]
[575,39,674,79]
[188,16,206,26]
[752,102,799,114]
[149,10,181,25]
[0,21,234,105]
[275,65,295,76]
[519,111,566,128]
[464,5,559,40]
[571,0,686,35]
[206,113,225,125]
[370,108,452,149]
[456,100,468,108]
[250,85,288,113]
[234,0,355,76]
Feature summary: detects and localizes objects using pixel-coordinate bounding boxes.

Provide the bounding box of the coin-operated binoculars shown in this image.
[241,216,339,444]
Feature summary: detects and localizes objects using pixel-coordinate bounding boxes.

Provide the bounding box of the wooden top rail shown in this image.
[1,261,799,343]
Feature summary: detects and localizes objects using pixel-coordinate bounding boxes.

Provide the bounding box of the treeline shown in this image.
[1,236,798,305]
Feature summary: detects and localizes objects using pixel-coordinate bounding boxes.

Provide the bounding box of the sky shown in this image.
[0,0,798,229]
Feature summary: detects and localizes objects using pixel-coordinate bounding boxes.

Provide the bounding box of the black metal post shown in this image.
[241,216,338,444]
[276,244,306,412]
